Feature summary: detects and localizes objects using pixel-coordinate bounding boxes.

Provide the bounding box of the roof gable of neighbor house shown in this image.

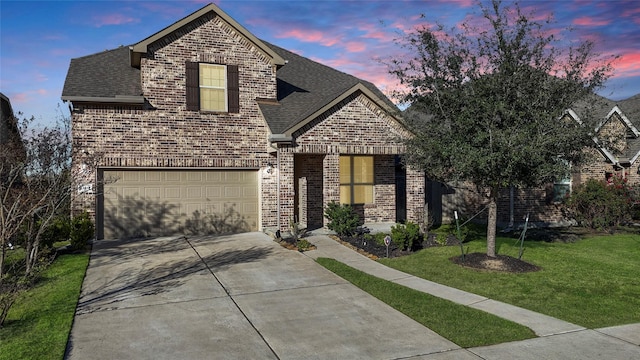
[259,42,399,136]
[567,93,640,165]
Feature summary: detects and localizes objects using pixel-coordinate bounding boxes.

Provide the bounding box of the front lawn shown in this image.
[379,232,640,328]
[0,253,89,360]
[317,257,535,347]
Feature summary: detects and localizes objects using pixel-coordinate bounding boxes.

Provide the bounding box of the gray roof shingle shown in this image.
[61,40,397,134]
[62,46,141,99]
[259,41,397,134]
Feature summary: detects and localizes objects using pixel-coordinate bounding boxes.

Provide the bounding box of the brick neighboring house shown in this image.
[428,93,640,227]
[61,3,424,239]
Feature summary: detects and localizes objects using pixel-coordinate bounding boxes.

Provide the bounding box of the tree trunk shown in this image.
[0,243,5,284]
[487,195,497,258]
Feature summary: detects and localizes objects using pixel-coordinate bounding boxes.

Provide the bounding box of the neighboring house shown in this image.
[62,3,424,239]
[429,93,640,227]
[0,92,25,169]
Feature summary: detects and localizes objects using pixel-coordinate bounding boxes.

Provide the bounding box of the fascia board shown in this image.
[131,4,285,66]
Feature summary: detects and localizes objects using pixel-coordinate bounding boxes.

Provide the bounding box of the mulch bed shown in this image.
[451,253,541,273]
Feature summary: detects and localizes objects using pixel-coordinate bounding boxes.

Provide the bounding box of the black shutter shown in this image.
[227,65,239,113]
[185,61,199,111]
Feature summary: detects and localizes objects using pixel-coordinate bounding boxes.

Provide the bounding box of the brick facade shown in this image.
[70,10,424,234]
[275,92,425,229]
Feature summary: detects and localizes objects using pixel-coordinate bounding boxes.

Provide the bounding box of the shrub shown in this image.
[362,232,391,247]
[69,212,94,250]
[42,216,71,248]
[391,221,422,251]
[324,202,360,236]
[566,178,634,229]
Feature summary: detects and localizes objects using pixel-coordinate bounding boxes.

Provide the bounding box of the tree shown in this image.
[389,0,615,257]
[0,112,71,326]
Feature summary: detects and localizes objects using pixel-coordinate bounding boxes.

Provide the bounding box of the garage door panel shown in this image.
[186,187,203,198]
[206,172,222,182]
[224,186,241,198]
[145,188,161,198]
[166,172,181,182]
[123,171,140,182]
[123,187,141,197]
[145,172,162,181]
[101,170,258,239]
[206,187,221,198]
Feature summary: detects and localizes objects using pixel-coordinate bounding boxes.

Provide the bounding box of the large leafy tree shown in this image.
[390,0,615,257]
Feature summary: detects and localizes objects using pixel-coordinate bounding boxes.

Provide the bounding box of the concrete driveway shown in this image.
[65,232,460,359]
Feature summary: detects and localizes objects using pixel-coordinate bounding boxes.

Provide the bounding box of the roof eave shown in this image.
[268,134,293,144]
[130,3,285,67]
[61,96,145,104]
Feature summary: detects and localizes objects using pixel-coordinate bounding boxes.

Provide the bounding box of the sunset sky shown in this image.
[1,0,639,125]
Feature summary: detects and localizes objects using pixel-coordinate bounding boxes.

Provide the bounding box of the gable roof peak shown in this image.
[130,3,285,67]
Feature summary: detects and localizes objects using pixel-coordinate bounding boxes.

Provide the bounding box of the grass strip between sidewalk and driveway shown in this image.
[0,253,89,360]
[316,257,535,348]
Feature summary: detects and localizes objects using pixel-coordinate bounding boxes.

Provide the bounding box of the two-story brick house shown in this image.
[62,3,424,239]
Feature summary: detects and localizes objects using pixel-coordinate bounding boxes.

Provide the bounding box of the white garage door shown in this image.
[98,170,258,239]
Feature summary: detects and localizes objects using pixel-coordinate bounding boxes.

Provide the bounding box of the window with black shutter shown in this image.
[185,61,239,113]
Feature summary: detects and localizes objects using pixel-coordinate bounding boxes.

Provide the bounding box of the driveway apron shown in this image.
[65,232,459,359]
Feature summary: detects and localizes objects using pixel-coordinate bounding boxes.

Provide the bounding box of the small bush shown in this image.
[324,202,360,236]
[69,212,94,250]
[42,216,71,248]
[566,178,634,229]
[391,221,422,251]
[296,239,312,251]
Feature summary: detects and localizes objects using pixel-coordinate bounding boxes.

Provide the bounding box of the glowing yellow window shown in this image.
[339,156,374,204]
[199,63,227,112]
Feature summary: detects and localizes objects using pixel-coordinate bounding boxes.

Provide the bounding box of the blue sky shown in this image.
[1,0,639,126]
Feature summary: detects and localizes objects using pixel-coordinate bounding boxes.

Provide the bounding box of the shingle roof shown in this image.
[61,40,397,134]
[259,41,397,134]
[618,94,640,122]
[62,46,141,100]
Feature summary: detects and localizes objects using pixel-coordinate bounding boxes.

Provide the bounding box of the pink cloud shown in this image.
[344,41,366,53]
[612,52,640,77]
[276,28,341,47]
[358,23,396,42]
[573,17,610,26]
[92,13,139,27]
[12,93,28,104]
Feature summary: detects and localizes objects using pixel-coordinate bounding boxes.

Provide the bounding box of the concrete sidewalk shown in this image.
[303,234,640,359]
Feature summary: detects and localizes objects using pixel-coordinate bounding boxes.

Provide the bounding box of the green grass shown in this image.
[317,257,535,348]
[379,233,640,329]
[0,253,89,360]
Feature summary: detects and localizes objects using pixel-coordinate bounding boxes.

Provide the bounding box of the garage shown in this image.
[97,169,259,239]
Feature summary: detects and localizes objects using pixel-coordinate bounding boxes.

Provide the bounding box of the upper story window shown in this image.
[186,61,239,113]
[199,64,227,112]
[340,155,374,205]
